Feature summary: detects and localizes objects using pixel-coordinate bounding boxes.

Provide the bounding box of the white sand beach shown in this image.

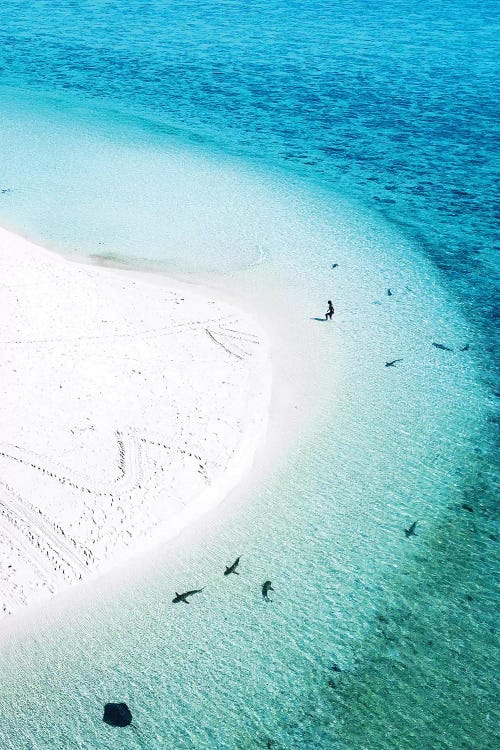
[0,226,271,621]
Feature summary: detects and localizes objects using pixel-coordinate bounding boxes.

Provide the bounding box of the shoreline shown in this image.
[0,225,285,632]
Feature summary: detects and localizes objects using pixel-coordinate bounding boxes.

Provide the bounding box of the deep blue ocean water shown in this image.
[1,0,498,331]
[0,2,498,749]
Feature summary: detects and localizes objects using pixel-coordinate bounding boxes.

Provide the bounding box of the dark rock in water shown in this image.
[461,503,474,513]
[103,702,132,727]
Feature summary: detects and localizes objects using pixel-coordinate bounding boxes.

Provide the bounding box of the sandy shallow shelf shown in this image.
[0,227,271,620]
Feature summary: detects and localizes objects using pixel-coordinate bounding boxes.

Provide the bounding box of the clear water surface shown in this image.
[0,2,498,749]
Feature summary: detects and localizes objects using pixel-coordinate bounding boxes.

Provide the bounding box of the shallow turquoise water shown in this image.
[1,0,498,331]
[0,2,498,748]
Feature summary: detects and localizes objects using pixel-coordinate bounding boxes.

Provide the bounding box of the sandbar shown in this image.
[0,226,271,621]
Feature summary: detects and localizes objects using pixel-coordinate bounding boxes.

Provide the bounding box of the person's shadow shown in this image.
[311,317,327,322]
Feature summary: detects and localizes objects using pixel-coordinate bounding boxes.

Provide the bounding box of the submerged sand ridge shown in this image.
[0,227,270,620]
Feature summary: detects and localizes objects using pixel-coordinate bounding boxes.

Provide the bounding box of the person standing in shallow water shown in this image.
[325,300,334,320]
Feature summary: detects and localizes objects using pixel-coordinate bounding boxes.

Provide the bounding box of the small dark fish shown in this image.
[432,342,454,352]
[262,580,274,602]
[331,263,339,269]
[460,344,470,352]
[461,503,474,513]
[331,663,342,673]
[404,521,417,538]
[385,359,403,367]
[224,556,241,576]
[172,588,204,604]
[387,288,392,296]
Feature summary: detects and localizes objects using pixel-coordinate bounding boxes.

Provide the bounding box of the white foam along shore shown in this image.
[0,225,272,622]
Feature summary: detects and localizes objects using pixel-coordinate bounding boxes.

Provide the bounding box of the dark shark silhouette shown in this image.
[224,556,241,576]
[432,342,453,351]
[172,588,204,604]
[262,580,274,602]
[385,359,403,367]
[404,521,417,538]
